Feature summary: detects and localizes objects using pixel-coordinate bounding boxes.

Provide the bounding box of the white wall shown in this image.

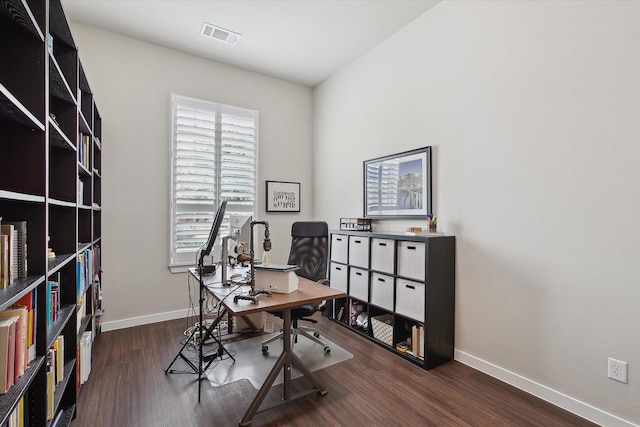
[314,1,639,425]
[69,23,314,329]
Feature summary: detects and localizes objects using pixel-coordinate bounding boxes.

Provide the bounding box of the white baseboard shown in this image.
[455,350,638,427]
[101,309,193,332]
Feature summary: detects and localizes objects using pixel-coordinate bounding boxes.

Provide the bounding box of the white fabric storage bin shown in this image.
[329,262,348,293]
[370,272,394,311]
[349,267,369,301]
[370,238,395,274]
[348,236,370,268]
[397,240,425,281]
[331,234,348,263]
[395,278,425,323]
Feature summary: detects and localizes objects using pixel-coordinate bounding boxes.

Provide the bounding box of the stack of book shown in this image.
[7,394,27,426]
[78,331,92,386]
[46,336,65,421]
[77,249,92,305]
[78,134,91,171]
[411,324,425,359]
[46,280,60,327]
[0,292,37,395]
[0,220,28,289]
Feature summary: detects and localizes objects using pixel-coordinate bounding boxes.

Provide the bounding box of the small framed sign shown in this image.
[266,181,300,212]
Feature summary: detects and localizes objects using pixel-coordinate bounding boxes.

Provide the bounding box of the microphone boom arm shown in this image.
[233,220,272,304]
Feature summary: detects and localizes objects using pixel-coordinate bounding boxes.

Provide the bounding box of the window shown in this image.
[169,94,258,270]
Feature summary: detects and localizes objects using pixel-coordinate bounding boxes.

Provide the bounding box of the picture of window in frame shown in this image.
[363,147,432,219]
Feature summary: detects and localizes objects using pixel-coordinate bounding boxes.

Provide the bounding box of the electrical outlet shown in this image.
[608,357,628,383]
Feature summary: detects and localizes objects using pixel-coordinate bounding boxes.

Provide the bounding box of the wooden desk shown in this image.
[196,267,345,426]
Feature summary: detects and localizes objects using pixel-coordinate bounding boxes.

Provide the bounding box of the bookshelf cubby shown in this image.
[329,231,455,370]
[0,0,103,425]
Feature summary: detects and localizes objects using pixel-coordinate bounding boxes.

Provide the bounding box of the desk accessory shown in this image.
[339,217,372,231]
[233,220,273,304]
[221,214,252,286]
[254,264,300,293]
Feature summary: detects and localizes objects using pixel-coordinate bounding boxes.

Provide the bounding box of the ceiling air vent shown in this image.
[200,22,241,45]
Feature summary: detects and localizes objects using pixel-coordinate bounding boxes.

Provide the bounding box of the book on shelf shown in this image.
[79,331,92,385]
[15,292,36,364]
[0,316,19,394]
[46,370,54,420]
[0,307,28,381]
[0,234,8,289]
[77,248,94,304]
[78,179,84,206]
[411,324,422,358]
[9,393,27,427]
[51,283,59,324]
[92,244,101,275]
[77,301,85,334]
[77,253,84,305]
[3,221,27,279]
[410,324,424,358]
[254,264,299,272]
[46,281,60,327]
[0,224,17,285]
[404,230,445,236]
[79,134,91,171]
[49,335,64,385]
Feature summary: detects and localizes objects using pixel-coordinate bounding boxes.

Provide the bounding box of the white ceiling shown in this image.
[61,0,439,87]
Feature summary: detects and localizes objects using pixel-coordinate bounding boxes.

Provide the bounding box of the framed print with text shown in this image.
[266,181,300,212]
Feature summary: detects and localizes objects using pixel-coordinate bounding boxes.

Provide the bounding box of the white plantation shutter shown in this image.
[170,95,258,268]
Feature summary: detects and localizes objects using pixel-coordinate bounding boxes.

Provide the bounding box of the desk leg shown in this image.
[282,309,292,401]
[239,309,328,426]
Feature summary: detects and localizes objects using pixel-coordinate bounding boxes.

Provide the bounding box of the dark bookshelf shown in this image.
[0,356,45,426]
[0,0,103,425]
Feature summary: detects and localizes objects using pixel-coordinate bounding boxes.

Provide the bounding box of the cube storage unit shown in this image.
[329,230,455,370]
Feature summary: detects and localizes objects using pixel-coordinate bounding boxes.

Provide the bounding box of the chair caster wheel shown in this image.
[324,346,331,354]
[314,332,320,338]
[262,346,268,354]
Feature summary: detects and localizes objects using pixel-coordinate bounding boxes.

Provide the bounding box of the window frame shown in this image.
[169,94,259,272]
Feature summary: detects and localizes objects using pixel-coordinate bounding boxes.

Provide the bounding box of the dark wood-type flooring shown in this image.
[71,313,596,427]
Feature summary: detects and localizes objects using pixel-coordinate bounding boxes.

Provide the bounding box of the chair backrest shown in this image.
[287,221,329,283]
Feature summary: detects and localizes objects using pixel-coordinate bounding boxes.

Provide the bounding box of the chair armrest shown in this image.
[317,278,330,286]
[316,278,330,311]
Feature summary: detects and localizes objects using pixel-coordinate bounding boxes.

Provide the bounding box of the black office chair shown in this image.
[261,221,331,354]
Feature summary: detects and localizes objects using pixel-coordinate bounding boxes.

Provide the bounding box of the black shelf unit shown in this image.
[328,230,455,370]
[1,0,103,425]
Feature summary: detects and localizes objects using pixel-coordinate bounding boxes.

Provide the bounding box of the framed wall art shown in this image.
[363,146,432,219]
[266,181,300,212]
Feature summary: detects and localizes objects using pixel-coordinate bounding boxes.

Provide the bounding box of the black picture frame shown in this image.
[363,147,432,219]
[265,181,301,212]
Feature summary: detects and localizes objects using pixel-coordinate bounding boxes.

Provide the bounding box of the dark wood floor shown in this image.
[71,313,596,427]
